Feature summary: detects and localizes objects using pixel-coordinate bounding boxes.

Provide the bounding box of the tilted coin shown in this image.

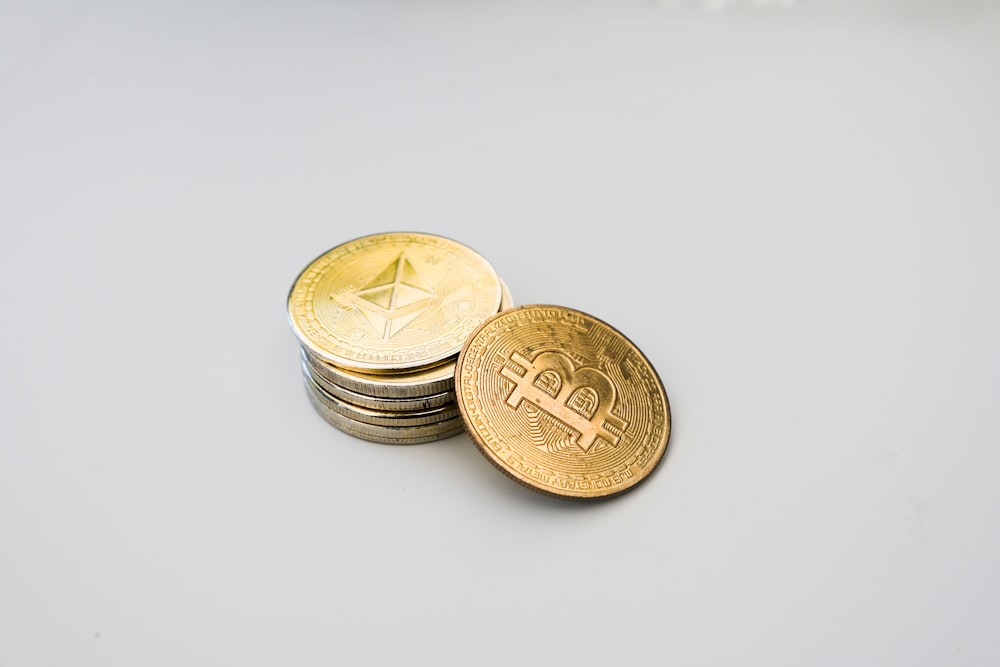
[456,305,671,500]
[305,387,467,444]
[288,232,502,372]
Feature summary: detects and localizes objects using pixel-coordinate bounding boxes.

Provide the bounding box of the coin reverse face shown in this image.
[288,233,502,372]
[297,278,515,399]
[456,305,671,500]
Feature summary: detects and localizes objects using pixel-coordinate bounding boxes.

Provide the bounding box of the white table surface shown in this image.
[2,2,999,665]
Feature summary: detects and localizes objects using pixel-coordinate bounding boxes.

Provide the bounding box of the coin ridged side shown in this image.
[305,386,467,444]
[288,232,502,372]
[305,375,461,427]
[301,348,456,398]
[456,305,670,500]
[302,358,456,411]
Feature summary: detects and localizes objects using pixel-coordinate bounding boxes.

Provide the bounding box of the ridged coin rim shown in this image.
[304,375,461,427]
[305,388,467,444]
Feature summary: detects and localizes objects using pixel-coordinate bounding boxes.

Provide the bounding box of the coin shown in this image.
[304,373,461,427]
[305,386,467,444]
[301,348,457,399]
[302,357,456,411]
[456,305,671,500]
[298,279,514,400]
[288,233,502,372]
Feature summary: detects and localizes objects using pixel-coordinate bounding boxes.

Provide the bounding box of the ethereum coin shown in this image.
[305,386,467,444]
[305,374,461,427]
[298,280,514,400]
[288,233,502,372]
[302,358,456,411]
[456,305,671,500]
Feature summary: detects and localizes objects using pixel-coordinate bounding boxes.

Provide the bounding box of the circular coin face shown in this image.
[288,233,502,371]
[456,305,671,500]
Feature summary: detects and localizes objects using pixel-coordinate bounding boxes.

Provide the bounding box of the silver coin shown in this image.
[301,358,456,411]
[305,386,467,444]
[304,374,461,427]
[301,348,456,399]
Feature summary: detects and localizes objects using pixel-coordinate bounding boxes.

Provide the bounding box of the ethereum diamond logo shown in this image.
[350,253,437,341]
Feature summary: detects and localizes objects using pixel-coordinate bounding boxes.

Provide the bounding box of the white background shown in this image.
[2,1,999,665]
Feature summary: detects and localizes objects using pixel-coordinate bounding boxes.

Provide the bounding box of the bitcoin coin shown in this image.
[456,305,670,500]
[288,233,502,372]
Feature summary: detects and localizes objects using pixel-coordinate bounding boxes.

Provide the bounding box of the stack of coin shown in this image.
[287,232,511,444]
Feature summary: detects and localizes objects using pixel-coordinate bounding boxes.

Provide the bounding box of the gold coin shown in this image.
[288,233,502,372]
[456,305,671,500]
[298,280,514,399]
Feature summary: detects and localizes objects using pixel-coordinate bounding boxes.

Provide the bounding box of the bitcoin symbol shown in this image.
[500,351,627,452]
